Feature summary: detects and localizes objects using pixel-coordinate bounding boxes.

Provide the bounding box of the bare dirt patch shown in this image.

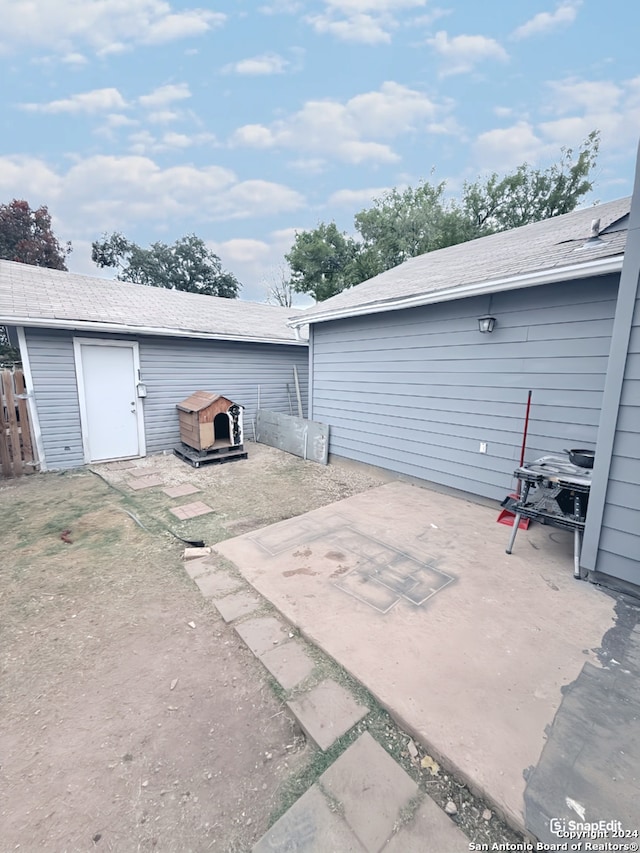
[0,446,384,852]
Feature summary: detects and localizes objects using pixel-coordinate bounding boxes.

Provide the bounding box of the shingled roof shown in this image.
[289,197,630,327]
[0,261,306,346]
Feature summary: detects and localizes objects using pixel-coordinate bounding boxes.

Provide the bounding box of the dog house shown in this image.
[176,391,244,451]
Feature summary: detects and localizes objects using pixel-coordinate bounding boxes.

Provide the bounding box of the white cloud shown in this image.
[473,76,640,172]
[473,121,552,170]
[21,88,128,114]
[540,76,640,153]
[222,53,289,76]
[427,30,508,77]
[61,52,88,66]
[146,110,181,124]
[208,228,306,302]
[138,83,192,109]
[512,2,580,40]
[546,78,621,114]
[307,0,427,44]
[230,81,444,165]
[0,0,225,56]
[0,154,305,238]
[327,186,391,207]
[128,130,216,154]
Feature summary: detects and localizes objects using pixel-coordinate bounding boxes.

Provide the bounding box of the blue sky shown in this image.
[1,0,639,303]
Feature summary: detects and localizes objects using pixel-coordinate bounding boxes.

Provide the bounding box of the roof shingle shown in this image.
[291,197,630,326]
[0,261,306,345]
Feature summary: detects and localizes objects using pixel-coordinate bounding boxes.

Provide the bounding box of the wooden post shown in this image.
[3,369,22,475]
[0,372,12,477]
[293,366,303,419]
[14,370,34,466]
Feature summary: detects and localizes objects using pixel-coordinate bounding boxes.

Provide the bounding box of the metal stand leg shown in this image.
[573,493,583,579]
[506,515,521,554]
[506,480,530,555]
[574,528,582,579]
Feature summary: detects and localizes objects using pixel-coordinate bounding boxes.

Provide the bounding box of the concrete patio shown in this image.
[213,480,640,840]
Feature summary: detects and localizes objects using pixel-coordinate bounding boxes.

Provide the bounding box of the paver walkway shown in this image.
[179,547,469,852]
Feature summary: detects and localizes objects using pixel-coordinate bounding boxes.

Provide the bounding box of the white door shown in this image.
[74,339,145,462]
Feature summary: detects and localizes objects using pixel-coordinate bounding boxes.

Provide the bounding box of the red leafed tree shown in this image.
[0,199,71,270]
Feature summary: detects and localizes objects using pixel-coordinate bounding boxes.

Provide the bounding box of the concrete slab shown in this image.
[214,481,617,830]
[252,784,367,853]
[287,679,368,751]
[170,501,214,520]
[235,616,289,657]
[319,732,418,852]
[183,557,215,580]
[162,483,201,498]
[194,572,242,598]
[127,475,164,490]
[260,642,316,690]
[382,798,470,852]
[213,591,261,622]
[105,460,136,470]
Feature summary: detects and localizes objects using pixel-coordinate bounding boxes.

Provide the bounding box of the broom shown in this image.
[497,389,532,529]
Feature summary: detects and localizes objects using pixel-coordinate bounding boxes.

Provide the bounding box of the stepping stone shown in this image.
[128,468,160,478]
[235,616,289,657]
[184,557,215,580]
[213,591,261,622]
[253,785,366,853]
[260,642,316,690]
[320,731,418,852]
[287,679,368,751]
[195,572,242,597]
[163,483,201,498]
[106,460,136,470]
[383,798,470,852]
[127,475,164,490]
[170,501,214,520]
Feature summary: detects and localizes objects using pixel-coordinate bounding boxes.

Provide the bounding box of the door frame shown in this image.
[73,337,146,463]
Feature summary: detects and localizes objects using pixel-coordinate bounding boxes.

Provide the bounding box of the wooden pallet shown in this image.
[173,442,248,468]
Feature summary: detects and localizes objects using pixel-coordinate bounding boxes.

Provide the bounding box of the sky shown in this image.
[1,0,640,304]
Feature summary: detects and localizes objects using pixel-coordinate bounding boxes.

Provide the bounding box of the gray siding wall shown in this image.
[593,295,640,586]
[311,275,618,502]
[23,328,308,469]
[139,336,308,453]
[25,328,85,469]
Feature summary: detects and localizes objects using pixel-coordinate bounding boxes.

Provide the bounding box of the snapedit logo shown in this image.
[550,819,622,838]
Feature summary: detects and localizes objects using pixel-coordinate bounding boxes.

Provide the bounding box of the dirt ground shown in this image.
[0,444,384,853]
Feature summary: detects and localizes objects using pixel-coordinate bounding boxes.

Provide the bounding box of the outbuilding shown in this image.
[0,261,308,471]
[289,192,639,595]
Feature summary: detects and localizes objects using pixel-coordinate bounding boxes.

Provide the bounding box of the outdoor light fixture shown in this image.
[478,316,496,333]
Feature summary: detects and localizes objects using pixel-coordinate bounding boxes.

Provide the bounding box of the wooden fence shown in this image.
[0,369,36,478]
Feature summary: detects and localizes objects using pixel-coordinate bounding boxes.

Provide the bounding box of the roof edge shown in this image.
[288,255,624,328]
[3,317,308,346]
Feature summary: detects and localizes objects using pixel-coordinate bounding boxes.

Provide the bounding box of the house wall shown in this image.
[593,305,640,587]
[581,212,640,589]
[310,275,619,502]
[22,327,308,469]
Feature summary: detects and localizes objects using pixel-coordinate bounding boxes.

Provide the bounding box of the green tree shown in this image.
[0,199,71,270]
[286,222,361,302]
[286,132,600,301]
[0,199,72,363]
[91,233,241,298]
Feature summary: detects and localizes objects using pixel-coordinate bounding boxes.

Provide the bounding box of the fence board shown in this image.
[3,371,23,475]
[14,371,34,464]
[0,369,35,478]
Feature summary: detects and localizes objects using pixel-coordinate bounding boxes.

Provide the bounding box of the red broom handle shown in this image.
[516,390,532,498]
[520,390,532,468]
